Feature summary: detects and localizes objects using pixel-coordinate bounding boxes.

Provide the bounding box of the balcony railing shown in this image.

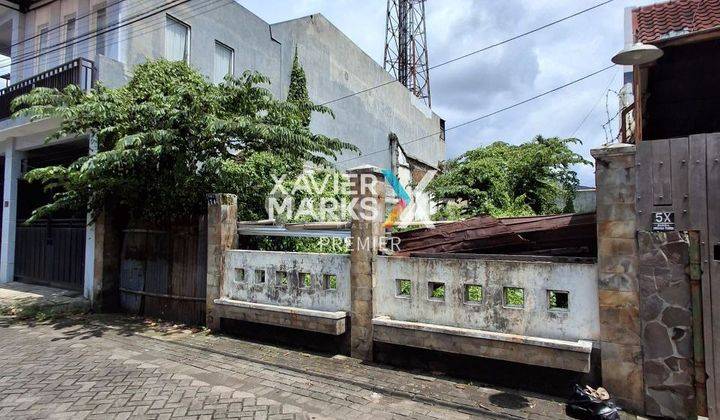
[0,58,94,121]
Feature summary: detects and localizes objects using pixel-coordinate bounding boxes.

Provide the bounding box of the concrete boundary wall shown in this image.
[373,255,600,343]
[221,250,351,313]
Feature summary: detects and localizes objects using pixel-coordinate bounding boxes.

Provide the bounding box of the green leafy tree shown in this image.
[12,59,358,224]
[287,47,312,127]
[429,136,591,219]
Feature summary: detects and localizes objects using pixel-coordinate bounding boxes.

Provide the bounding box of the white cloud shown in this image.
[238,0,658,186]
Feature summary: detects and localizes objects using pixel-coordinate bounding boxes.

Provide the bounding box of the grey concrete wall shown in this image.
[574,189,597,213]
[95,55,127,89]
[117,0,283,98]
[270,14,445,170]
[373,256,600,343]
[553,189,596,214]
[222,250,350,313]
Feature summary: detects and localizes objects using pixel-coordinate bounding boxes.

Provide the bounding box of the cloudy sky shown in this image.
[238,0,657,186]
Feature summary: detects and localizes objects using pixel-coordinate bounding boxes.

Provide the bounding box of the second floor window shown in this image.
[213,41,233,83]
[165,16,190,63]
[95,8,107,57]
[37,25,49,72]
[65,16,76,63]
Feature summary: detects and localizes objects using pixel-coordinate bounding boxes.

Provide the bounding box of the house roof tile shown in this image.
[633,0,720,43]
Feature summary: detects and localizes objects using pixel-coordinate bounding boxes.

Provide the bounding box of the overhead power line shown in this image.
[4,0,230,77]
[6,0,158,67]
[336,64,617,164]
[322,0,614,106]
[6,0,127,51]
[569,69,620,138]
[0,0,193,75]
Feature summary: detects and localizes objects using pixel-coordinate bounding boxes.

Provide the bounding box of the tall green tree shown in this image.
[287,47,312,127]
[429,136,591,219]
[12,59,358,224]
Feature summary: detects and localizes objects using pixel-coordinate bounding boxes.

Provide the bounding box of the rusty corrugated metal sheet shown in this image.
[395,213,596,257]
[395,215,527,254]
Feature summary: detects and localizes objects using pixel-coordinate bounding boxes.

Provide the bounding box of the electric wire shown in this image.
[321,0,614,106]
[2,0,231,77]
[5,0,127,51]
[0,0,194,75]
[335,64,617,164]
[569,69,620,139]
[5,0,168,67]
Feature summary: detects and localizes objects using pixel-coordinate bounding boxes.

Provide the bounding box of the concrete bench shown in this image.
[372,316,594,373]
[213,298,348,335]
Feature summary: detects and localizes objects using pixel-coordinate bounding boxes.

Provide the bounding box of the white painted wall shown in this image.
[0,139,23,283]
[373,256,600,343]
[223,250,351,312]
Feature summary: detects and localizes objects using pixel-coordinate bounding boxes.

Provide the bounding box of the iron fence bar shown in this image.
[0,57,95,120]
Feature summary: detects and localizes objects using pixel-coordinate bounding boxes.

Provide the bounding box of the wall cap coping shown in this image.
[346,164,385,175]
[400,253,597,265]
[372,316,594,353]
[207,193,238,206]
[590,143,636,158]
[214,298,348,320]
[225,249,351,258]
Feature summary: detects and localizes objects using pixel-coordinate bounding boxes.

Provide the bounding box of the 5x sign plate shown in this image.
[652,211,675,232]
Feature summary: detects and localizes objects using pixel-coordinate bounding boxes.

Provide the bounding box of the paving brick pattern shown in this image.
[0,316,572,419]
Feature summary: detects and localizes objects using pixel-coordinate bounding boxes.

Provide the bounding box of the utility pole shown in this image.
[384,0,431,107]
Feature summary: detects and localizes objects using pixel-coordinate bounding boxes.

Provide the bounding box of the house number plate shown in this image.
[652,211,675,232]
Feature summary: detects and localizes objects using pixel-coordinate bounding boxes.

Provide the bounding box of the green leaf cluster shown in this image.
[428,136,591,219]
[287,47,312,128]
[13,59,359,224]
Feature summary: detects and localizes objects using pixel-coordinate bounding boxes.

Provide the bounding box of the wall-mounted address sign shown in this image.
[652,211,675,232]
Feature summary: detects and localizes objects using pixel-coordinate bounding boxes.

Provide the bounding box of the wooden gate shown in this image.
[119,219,207,325]
[14,218,86,291]
[636,133,720,417]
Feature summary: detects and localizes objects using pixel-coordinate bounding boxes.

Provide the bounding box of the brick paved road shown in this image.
[0,315,572,419]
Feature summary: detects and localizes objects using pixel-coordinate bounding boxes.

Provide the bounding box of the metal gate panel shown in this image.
[688,133,715,419]
[706,132,720,415]
[669,138,689,230]
[651,138,673,206]
[636,140,653,218]
[14,219,86,291]
[637,134,718,417]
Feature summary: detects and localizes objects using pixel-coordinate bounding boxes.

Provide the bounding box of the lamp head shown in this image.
[612,42,664,66]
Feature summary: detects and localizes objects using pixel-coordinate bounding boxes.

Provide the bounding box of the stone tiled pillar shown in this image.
[77,136,123,311]
[591,143,644,412]
[348,166,386,361]
[206,193,238,330]
[87,211,123,311]
[591,144,644,412]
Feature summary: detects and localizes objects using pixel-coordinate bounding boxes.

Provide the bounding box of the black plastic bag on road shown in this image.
[566,384,622,420]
